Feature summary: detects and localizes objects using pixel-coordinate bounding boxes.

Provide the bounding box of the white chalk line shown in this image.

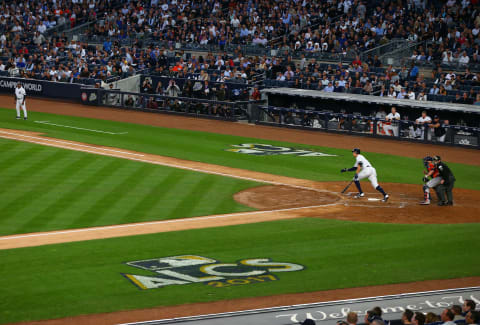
[0,129,340,197]
[344,191,410,209]
[0,203,340,241]
[0,130,144,157]
[34,120,128,135]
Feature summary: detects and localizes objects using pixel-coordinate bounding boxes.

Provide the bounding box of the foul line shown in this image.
[0,130,144,157]
[34,120,128,135]
[0,203,339,241]
[0,129,341,197]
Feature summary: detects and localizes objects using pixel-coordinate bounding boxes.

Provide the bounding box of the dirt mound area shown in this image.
[234,183,480,224]
[234,185,342,209]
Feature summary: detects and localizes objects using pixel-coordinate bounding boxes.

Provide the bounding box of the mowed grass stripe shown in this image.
[0,138,259,235]
[144,174,207,219]
[0,154,94,235]
[87,165,158,226]
[64,159,127,227]
[166,175,217,219]
[70,164,155,227]
[16,157,112,232]
[0,149,72,217]
[0,139,21,156]
[201,178,253,215]
[119,169,185,223]
[211,181,256,213]
[0,146,45,184]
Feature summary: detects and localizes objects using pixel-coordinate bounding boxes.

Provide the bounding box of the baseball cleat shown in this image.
[446,201,453,206]
[16,116,20,119]
[419,200,430,205]
[353,192,365,199]
[24,117,27,120]
[382,194,389,202]
[437,201,447,206]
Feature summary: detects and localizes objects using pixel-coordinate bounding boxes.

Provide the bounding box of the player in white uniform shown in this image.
[14,82,28,120]
[341,148,389,202]
[383,106,400,136]
[409,110,431,139]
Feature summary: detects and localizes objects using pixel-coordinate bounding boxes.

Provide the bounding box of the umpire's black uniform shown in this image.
[435,160,455,205]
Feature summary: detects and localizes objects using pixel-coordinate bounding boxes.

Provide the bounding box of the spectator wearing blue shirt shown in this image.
[240,26,250,38]
[323,82,334,92]
[103,39,112,52]
[409,63,419,81]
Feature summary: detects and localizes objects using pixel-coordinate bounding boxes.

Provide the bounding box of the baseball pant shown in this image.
[423,176,441,201]
[357,167,379,189]
[435,177,455,203]
[16,99,27,118]
[383,124,399,136]
[426,176,442,191]
[410,126,432,140]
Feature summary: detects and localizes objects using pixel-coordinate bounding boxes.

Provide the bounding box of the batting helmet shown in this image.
[433,155,441,162]
[352,148,361,154]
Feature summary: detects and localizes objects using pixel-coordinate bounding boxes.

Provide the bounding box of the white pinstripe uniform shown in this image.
[354,154,379,189]
[15,85,28,119]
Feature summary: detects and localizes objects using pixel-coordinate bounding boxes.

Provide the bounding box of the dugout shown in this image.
[81,87,253,122]
[259,88,480,149]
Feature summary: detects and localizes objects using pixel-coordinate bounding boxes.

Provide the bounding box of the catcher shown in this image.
[419,156,442,205]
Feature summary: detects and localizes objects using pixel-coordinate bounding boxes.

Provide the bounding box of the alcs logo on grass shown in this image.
[226,143,337,157]
[123,255,304,290]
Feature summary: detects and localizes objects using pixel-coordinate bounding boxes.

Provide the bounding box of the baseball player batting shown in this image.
[341,148,389,202]
[419,156,441,205]
[14,82,27,120]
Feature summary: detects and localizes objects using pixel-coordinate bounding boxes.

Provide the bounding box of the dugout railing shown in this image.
[257,105,480,149]
[81,88,252,122]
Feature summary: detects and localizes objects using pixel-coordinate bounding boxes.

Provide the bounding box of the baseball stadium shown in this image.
[0,1,480,325]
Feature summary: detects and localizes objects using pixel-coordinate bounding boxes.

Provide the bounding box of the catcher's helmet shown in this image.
[352,148,361,154]
[423,156,433,168]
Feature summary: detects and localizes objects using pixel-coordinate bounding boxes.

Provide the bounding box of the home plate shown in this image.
[368,198,382,201]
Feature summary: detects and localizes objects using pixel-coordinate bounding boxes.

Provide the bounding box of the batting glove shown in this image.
[354,174,359,181]
[340,168,347,173]
[422,176,428,183]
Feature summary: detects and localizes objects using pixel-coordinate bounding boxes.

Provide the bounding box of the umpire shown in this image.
[433,156,455,206]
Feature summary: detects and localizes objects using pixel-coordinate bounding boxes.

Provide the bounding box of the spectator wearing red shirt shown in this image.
[352,55,362,66]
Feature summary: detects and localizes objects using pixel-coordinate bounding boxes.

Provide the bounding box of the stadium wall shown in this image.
[0,77,84,101]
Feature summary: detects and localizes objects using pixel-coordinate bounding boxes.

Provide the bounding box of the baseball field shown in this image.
[0,97,479,325]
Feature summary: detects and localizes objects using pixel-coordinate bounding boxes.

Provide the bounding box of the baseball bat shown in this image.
[341,179,354,194]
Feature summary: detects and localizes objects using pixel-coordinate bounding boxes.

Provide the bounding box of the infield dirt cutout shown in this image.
[1,97,480,325]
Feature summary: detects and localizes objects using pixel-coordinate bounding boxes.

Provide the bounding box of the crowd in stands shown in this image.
[0,0,128,84]
[0,0,107,38]
[265,55,480,105]
[1,0,480,109]
[81,0,480,67]
[302,299,479,325]
[84,0,333,48]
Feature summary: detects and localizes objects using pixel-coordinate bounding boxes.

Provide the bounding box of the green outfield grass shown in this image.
[0,218,479,324]
[0,138,258,236]
[0,108,479,190]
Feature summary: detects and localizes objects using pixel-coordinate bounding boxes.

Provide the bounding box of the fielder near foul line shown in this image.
[15,82,28,120]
